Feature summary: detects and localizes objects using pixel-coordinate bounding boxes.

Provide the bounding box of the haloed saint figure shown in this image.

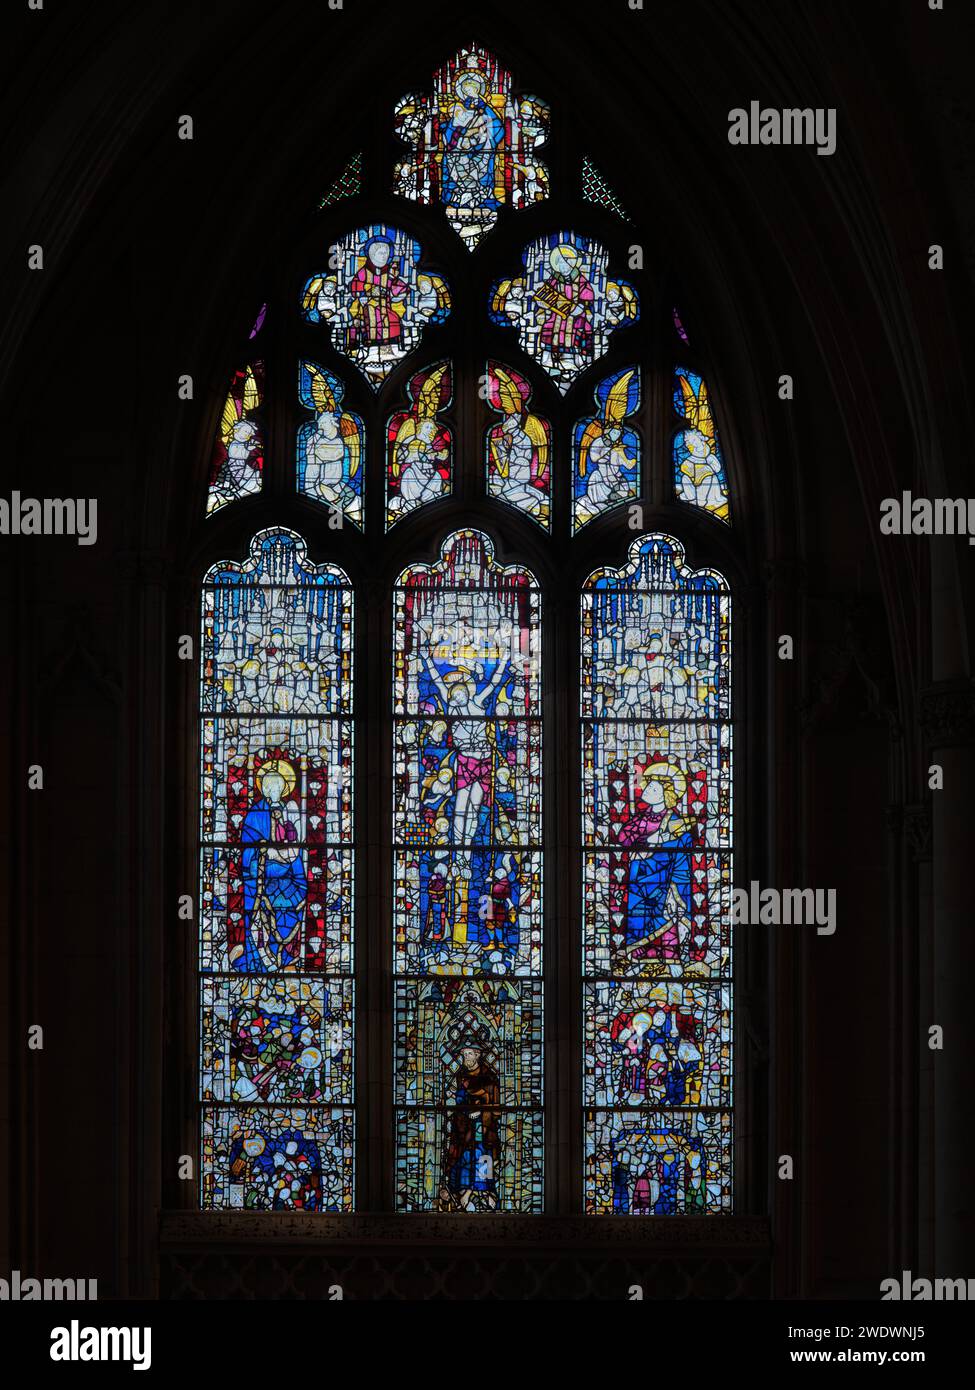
[441,1045,502,1211]
[441,70,505,216]
[346,236,408,351]
[239,760,305,972]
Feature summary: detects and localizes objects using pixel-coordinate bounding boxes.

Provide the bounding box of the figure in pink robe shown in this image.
[535,244,595,359]
[348,237,408,346]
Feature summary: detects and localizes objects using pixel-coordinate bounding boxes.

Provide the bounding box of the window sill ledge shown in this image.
[160,1210,770,1250]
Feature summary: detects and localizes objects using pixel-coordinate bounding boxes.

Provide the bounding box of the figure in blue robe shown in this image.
[611,1159,631,1213]
[441,73,505,213]
[237,765,306,971]
[609,1129,707,1215]
[643,1017,697,1106]
[624,842,694,958]
[614,765,695,962]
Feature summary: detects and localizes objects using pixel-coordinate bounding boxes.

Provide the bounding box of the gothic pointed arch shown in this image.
[191,39,746,1227]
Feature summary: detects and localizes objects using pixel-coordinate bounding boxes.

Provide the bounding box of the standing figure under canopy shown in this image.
[440,1044,502,1210]
[236,759,306,973]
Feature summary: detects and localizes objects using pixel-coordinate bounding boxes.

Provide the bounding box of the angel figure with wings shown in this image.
[674,371,729,522]
[575,369,640,529]
[208,364,263,514]
[486,364,550,523]
[298,362,364,526]
[387,363,452,524]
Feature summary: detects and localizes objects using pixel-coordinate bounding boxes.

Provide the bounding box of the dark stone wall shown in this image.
[1,0,972,1298]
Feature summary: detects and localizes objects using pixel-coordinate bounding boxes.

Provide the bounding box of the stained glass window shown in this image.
[394,46,550,250]
[200,529,355,1211]
[297,360,365,527]
[581,156,629,221]
[320,152,362,208]
[484,362,551,529]
[393,530,544,1212]
[386,361,452,528]
[674,366,730,522]
[300,224,450,390]
[490,232,638,393]
[207,362,264,515]
[581,535,732,1214]
[195,43,742,1226]
[573,367,641,533]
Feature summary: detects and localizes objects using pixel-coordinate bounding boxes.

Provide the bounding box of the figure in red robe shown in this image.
[348,236,408,346]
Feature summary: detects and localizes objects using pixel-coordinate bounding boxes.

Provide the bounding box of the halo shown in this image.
[640,759,687,806]
[364,234,394,264]
[456,71,486,100]
[551,242,580,272]
[257,758,297,798]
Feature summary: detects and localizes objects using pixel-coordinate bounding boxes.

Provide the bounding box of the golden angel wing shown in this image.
[492,277,514,314]
[695,379,716,440]
[309,365,337,415]
[578,419,602,477]
[525,413,549,469]
[220,390,240,443]
[242,366,261,415]
[302,275,326,314]
[604,369,635,424]
[492,366,524,417]
[417,363,449,419]
[677,372,698,422]
[616,282,637,320]
[341,415,361,478]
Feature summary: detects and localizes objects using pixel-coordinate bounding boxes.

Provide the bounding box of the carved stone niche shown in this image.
[800,597,898,735]
[900,803,933,864]
[920,681,975,747]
